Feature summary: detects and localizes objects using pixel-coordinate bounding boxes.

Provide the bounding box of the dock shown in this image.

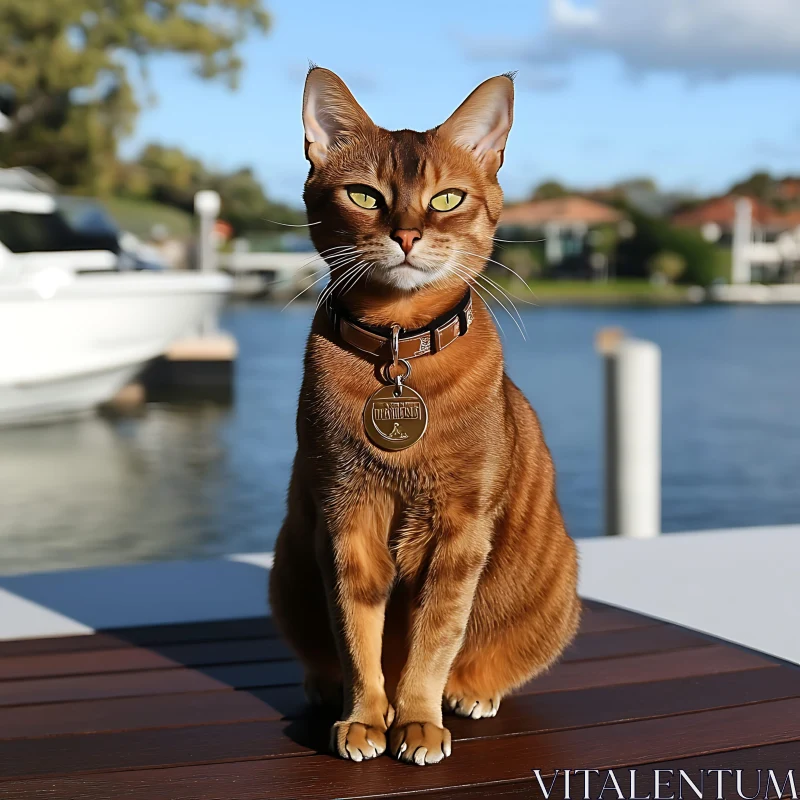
[0,529,799,798]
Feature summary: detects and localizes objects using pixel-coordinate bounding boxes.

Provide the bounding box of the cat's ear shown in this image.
[302,67,374,166]
[438,74,515,174]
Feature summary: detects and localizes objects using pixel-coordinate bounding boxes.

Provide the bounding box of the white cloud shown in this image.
[517,69,571,92]
[471,0,800,80]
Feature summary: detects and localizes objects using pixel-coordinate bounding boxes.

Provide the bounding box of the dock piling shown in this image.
[598,329,662,538]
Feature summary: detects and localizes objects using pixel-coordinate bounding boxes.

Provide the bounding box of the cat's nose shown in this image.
[392,229,422,256]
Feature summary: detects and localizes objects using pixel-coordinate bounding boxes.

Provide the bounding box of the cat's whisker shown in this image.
[451,258,528,321]
[491,237,545,244]
[323,261,367,309]
[449,262,526,341]
[446,265,507,339]
[451,260,533,335]
[340,260,373,298]
[271,246,356,290]
[449,265,511,338]
[281,263,344,311]
[315,258,364,310]
[316,257,368,312]
[282,250,360,310]
[260,218,322,227]
[452,247,538,302]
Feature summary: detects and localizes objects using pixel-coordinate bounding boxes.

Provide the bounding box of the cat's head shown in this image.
[302,67,514,294]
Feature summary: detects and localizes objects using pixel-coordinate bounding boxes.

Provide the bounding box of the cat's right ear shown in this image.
[302,67,373,167]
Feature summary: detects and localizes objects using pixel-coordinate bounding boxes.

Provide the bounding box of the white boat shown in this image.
[0,169,232,426]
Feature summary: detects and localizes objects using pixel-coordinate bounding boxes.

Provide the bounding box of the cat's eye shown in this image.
[430,189,465,212]
[346,185,382,210]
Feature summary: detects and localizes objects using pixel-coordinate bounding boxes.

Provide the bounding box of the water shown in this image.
[1,304,799,575]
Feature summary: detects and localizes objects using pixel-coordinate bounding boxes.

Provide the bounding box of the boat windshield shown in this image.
[0,210,120,254]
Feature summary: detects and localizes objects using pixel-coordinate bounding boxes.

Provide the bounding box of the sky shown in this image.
[121,0,800,208]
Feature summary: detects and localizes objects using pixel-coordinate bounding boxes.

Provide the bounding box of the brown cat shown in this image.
[269,67,580,766]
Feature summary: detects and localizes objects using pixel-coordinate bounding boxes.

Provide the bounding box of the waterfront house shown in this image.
[673,196,800,283]
[498,196,624,275]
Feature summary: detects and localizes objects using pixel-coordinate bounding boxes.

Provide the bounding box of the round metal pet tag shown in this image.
[363,384,428,451]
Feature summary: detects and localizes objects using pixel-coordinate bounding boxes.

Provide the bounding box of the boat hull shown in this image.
[0,272,231,426]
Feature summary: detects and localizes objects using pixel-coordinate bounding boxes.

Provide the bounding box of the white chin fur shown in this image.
[374,264,442,291]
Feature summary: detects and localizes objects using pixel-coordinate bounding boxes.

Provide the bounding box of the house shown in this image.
[498,197,624,268]
[672,195,774,240]
[673,196,800,283]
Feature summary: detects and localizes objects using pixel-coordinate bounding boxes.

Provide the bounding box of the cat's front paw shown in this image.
[444,692,500,718]
[330,720,387,762]
[389,721,452,765]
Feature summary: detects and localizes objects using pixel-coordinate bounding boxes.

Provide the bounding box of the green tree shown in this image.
[0,0,269,193]
[730,171,773,202]
[617,211,721,286]
[613,177,658,194]
[531,180,569,201]
[117,142,304,234]
[495,244,542,282]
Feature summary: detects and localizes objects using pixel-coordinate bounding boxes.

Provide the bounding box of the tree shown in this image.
[617,211,720,287]
[532,180,569,201]
[495,245,542,282]
[115,142,305,234]
[613,177,658,193]
[0,0,269,193]
[730,171,774,202]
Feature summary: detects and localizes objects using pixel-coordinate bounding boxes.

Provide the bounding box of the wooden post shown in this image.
[598,328,661,538]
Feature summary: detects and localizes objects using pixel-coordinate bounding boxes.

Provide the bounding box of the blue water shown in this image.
[1,304,799,575]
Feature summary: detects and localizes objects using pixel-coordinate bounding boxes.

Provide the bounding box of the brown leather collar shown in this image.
[326,289,473,360]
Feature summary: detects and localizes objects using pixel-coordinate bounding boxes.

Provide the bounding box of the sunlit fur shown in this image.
[270,68,580,766]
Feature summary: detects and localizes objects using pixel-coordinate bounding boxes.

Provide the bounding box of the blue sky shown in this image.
[121,0,800,207]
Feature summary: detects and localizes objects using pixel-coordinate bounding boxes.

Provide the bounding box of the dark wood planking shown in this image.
[0,602,653,659]
[0,638,297,681]
[417,741,800,800]
[0,632,136,659]
[3,699,800,799]
[185,644,772,696]
[7,662,793,742]
[0,625,704,682]
[0,647,187,682]
[0,721,315,781]
[561,624,709,662]
[0,690,283,740]
[576,604,661,634]
[518,644,771,695]
[106,617,280,645]
[0,643,767,709]
[5,667,800,781]
[0,617,280,659]
[0,667,228,708]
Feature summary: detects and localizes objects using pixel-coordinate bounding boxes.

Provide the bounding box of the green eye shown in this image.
[347,185,382,210]
[430,189,465,212]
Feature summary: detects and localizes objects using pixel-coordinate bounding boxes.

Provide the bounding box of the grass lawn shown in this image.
[102,197,194,239]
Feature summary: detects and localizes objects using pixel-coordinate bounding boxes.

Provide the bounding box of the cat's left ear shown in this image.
[438,74,515,174]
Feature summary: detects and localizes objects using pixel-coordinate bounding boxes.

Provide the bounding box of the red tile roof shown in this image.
[500,196,623,227]
[672,195,799,230]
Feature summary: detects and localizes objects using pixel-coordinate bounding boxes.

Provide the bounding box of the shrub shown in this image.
[647,251,687,283]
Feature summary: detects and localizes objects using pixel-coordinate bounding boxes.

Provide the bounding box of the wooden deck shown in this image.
[0,600,799,799]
